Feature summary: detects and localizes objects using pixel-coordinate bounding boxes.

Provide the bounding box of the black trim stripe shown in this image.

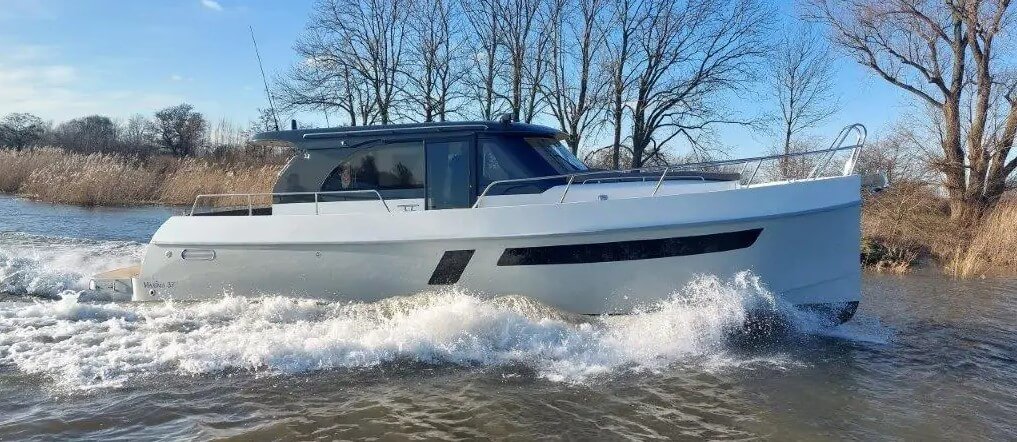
[497,228,762,266]
[428,250,476,285]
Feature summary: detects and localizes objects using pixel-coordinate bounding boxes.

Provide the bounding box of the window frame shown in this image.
[319,139,426,200]
[424,135,477,210]
[475,134,574,197]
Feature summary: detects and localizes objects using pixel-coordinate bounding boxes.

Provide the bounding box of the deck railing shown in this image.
[473,123,866,207]
[190,124,866,216]
[190,190,390,216]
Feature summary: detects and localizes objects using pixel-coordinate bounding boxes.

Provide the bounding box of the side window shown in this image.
[478,137,558,191]
[426,139,472,210]
[479,139,529,189]
[321,142,425,198]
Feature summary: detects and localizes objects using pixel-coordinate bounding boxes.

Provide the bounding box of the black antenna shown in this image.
[250,25,280,131]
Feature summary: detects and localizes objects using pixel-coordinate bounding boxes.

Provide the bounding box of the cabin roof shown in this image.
[252,121,563,148]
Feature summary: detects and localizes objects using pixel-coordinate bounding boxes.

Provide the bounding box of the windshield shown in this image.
[525,137,588,173]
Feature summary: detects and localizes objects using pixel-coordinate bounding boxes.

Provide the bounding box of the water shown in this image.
[1,194,1015,440]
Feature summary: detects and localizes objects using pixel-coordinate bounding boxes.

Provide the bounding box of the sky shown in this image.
[0,0,915,156]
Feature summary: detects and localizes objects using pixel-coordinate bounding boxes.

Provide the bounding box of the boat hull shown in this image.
[127,177,862,320]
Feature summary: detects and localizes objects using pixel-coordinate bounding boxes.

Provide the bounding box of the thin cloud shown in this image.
[200,0,223,11]
[0,44,185,121]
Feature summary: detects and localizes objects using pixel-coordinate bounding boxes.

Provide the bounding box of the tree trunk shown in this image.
[567,135,581,156]
[611,108,623,170]
[781,121,792,178]
[942,98,975,223]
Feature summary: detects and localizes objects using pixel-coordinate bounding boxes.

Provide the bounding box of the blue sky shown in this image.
[0,0,913,155]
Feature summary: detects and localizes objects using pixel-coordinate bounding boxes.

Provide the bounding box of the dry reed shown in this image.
[0,147,281,206]
[861,183,961,272]
[156,159,280,205]
[863,183,1017,277]
[945,201,1017,277]
[0,148,69,193]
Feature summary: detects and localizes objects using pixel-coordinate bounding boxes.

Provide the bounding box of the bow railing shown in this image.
[473,124,866,207]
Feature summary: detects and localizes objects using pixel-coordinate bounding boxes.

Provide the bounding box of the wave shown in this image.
[0,232,143,298]
[0,271,840,390]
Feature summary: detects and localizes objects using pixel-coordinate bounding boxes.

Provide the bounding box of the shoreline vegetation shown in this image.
[0,148,282,207]
[2,146,1014,278]
[862,184,1017,278]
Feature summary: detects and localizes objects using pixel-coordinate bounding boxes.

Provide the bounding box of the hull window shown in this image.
[429,250,476,285]
[497,228,763,266]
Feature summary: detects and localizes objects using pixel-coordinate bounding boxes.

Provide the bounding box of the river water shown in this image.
[0,194,1014,440]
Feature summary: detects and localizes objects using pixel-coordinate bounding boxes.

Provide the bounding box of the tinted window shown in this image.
[527,137,588,172]
[478,136,587,192]
[479,137,555,190]
[426,140,472,209]
[321,142,425,198]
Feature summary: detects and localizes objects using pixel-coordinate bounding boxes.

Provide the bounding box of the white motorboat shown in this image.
[91,121,869,323]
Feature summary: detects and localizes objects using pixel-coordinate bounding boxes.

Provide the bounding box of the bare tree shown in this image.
[771,23,839,156]
[282,0,408,125]
[810,0,1017,222]
[153,104,206,157]
[120,114,156,153]
[628,0,770,168]
[0,113,46,151]
[249,108,280,134]
[462,0,506,120]
[604,0,646,169]
[52,115,120,153]
[206,118,249,152]
[540,0,610,154]
[276,50,379,127]
[857,122,936,185]
[495,0,546,122]
[402,0,470,121]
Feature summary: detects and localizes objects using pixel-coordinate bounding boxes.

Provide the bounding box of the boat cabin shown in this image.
[236,121,739,216]
[250,121,580,214]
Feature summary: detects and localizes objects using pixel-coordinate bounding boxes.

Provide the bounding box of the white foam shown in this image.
[809,314,892,344]
[0,232,143,297]
[0,272,826,390]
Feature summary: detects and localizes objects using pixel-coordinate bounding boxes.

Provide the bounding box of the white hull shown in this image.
[121,176,861,316]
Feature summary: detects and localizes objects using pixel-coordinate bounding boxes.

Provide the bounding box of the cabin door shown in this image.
[425,138,474,210]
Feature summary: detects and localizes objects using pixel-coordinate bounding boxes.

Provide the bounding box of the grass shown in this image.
[0,147,283,207]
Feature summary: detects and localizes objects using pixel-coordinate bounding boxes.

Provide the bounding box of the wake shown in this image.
[0,233,882,390]
[0,232,143,298]
[0,273,837,390]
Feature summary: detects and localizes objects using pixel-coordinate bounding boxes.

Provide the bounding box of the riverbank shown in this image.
[0,148,282,206]
[861,183,1017,278]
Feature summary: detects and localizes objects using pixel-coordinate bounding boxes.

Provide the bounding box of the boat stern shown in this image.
[88,265,140,301]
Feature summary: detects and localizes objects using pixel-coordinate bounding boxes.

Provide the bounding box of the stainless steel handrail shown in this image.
[190,189,390,216]
[580,175,705,184]
[809,124,867,179]
[473,123,867,207]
